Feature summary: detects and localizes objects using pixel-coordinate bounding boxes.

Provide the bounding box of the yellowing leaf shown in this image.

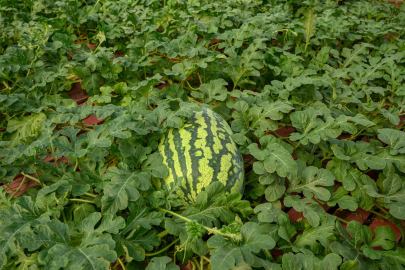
[6,113,46,148]
[303,9,316,51]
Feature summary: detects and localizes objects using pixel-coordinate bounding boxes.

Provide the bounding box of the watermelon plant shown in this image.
[1,0,405,269]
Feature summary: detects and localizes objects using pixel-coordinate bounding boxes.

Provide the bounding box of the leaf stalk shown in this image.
[156,207,237,239]
[12,176,26,198]
[21,173,43,187]
[117,257,126,270]
[84,192,97,198]
[69,198,96,204]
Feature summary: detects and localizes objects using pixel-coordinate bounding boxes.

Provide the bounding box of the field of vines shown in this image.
[1,0,405,269]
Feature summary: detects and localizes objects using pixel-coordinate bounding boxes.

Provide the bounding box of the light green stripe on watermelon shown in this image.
[158,136,172,180]
[218,152,232,188]
[158,133,173,184]
[195,113,214,198]
[206,108,223,155]
[171,127,191,200]
[167,129,183,182]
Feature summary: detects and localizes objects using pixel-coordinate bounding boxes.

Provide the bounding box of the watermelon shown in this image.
[158,107,245,204]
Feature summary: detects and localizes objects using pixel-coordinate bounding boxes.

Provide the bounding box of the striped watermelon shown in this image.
[158,107,245,204]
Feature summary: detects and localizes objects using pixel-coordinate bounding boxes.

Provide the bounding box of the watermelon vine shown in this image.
[1,0,405,269]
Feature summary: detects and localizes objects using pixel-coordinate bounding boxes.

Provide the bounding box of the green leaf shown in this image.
[380,247,405,269]
[96,214,126,234]
[179,230,208,256]
[378,129,405,155]
[127,74,163,103]
[122,229,160,262]
[293,214,336,249]
[289,107,323,145]
[341,43,372,68]
[291,114,354,147]
[378,149,405,173]
[79,160,108,183]
[209,222,276,270]
[327,187,358,211]
[52,127,89,158]
[182,182,252,226]
[87,125,111,148]
[336,219,395,258]
[364,173,405,219]
[248,141,297,179]
[13,248,39,270]
[122,202,163,236]
[145,256,179,270]
[241,222,275,252]
[252,256,281,270]
[230,262,252,270]
[207,235,228,248]
[27,212,117,269]
[210,247,242,270]
[282,253,301,270]
[0,196,51,268]
[340,260,360,270]
[386,202,405,220]
[250,101,294,127]
[142,152,169,178]
[254,202,285,223]
[284,196,326,227]
[72,203,96,223]
[59,171,96,196]
[350,173,375,210]
[74,67,104,96]
[345,220,373,250]
[101,164,151,214]
[232,101,293,135]
[264,178,286,202]
[288,166,335,201]
[332,219,397,267]
[361,245,381,260]
[199,79,229,102]
[370,226,396,250]
[295,252,341,270]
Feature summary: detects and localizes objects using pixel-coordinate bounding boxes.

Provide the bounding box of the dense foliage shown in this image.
[1,0,405,269]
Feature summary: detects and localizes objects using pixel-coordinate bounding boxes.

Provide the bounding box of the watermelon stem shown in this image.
[21,173,43,187]
[117,257,126,270]
[157,230,169,238]
[156,207,238,239]
[69,198,96,204]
